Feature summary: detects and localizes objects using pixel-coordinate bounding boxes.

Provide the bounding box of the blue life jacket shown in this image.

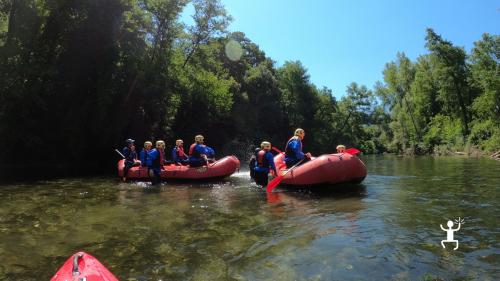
[148,149,161,169]
[189,143,206,162]
[122,146,130,158]
[140,149,149,166]
[123,146,136,163]
[205,146,215,158]
[284,137,305,163]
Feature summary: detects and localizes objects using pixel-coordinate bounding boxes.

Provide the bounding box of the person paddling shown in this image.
[189,135,209,167]
[252,141,277,186]
[249,147,261,180]
[122,138,140,181]
[284,128,311,168]
[172,139,189,165]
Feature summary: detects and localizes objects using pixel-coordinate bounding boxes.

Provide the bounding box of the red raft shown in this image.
[51,252,118,281]
[273,152,367,186]
[118,156,240,180]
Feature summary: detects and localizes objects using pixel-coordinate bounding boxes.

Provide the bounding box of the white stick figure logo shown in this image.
[440,217,464,250]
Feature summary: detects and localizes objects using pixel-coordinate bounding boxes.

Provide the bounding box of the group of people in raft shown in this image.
[121,135,215,184]
[121,128,347,186]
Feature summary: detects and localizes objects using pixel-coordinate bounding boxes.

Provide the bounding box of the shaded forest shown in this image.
[0,0,499,176]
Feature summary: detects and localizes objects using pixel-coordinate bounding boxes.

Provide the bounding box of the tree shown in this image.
[425,28,473,140]
[182,0,231,67]
[468,33,500,151]
[334,83,374,148]
[380,52,422,152]
[277,61,318,131]
[469,33,500,121]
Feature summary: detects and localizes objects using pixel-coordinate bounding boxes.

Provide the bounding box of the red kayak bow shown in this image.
[51,252,118,281]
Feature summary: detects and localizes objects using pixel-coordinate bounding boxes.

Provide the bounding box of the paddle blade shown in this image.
[345,148,361,155]
[266,192,282,204]
[266,175,283,193]
[272,146,283,154]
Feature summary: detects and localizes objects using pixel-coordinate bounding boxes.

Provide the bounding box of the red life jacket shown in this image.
[159,149,165,164]
[257,150,266,167]
[189,143,196,156]
[177,146,187,157]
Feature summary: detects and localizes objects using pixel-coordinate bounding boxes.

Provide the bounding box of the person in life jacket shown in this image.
[148,140,166,185]
[336,144,346,153]
[172,139,189,165]
[188,135,209,167]
[122,138,140,181]
[284,128,312,168]
[248,147,261,180]
[140,141,152,167]
[252,141,277,186]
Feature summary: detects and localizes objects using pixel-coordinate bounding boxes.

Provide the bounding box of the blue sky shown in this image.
[182,0,499,99]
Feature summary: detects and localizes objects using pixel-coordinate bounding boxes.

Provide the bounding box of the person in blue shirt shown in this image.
[148,140,165,185]
[122,138,139,181]
[189,135,209,167]
[284,128,311,168]
[172,139,189,165]
[252,141,277,186]
[140,141,152,167]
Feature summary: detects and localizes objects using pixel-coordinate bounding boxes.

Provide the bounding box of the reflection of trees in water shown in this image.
[266,186,366,237]
[224,186,368,280]
[363,156,500,280]
[114,182,369,280]
[266,184,366,216]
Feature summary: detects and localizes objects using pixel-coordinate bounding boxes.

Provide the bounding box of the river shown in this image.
[0,155,499,280]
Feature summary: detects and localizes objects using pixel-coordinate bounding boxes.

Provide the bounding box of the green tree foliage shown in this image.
[334,83,376,153]
[468,33,500,151]
[379,52,421,153]
[277,61,318,131]
[425,28,474,140]
[376,30,499,154]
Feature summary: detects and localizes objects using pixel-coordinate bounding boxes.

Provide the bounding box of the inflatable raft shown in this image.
[51,252,118,281]
[118,156,240,180]
[273,152,366,186]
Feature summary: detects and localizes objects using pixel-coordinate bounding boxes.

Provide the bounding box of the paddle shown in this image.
[272,146,283,154]
[114,149,125,159]
[204,155,210,168]
[266,158,305,193]
[345,148,361,155]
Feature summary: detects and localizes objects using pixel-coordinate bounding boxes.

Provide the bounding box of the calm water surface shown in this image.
[0,155,499,280]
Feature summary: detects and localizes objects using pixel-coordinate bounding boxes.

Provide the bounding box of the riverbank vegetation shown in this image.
[0,0,499,173]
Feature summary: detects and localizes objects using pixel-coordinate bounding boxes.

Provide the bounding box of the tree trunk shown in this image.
[5,0,17,47]
[403,96,421,142]
[451,73,469,139]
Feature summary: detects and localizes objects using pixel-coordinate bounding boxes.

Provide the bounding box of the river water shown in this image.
[0,155,499,280]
